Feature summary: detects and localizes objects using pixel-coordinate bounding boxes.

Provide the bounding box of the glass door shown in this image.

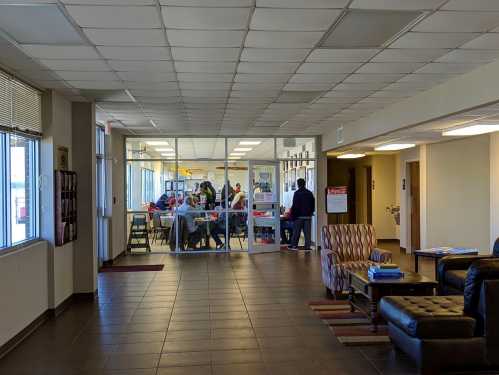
[248,160,280,253]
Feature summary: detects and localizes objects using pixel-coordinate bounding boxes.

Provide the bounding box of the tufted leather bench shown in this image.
[379,296,475,339]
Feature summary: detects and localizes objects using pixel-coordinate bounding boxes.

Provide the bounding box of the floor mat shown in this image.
[99,264,164,272]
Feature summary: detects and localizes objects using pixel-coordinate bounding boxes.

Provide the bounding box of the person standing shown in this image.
[289,178,315,251]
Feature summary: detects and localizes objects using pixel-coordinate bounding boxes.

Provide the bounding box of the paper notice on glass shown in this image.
[255,192,274,202]
[326,186,348,213]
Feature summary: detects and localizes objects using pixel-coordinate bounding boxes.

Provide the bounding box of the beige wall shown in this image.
[372,155,397,240]
[426,135,490,253]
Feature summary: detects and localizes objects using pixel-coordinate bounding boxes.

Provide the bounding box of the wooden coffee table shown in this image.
[348,270,437,332]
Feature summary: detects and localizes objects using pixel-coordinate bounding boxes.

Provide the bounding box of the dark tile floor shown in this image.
[0,243,453,375]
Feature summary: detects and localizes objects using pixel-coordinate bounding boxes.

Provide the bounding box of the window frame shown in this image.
[141,167,154,204]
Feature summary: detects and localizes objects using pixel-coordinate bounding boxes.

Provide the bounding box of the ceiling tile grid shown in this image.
[2,1,499,135]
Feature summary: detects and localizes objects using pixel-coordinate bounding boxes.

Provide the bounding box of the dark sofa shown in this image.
[380,259,499,374]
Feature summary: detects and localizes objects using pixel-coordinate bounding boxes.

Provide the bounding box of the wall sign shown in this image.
[326,186,348,214]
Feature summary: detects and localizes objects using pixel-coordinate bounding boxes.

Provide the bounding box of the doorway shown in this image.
[409,161,420,251]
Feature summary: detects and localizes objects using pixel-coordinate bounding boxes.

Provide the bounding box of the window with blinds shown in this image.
[0,71,42,135]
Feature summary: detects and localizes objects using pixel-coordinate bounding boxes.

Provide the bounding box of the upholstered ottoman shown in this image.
[379,296,486,374]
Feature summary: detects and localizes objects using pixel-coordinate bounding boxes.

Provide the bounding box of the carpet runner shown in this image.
[100,264,164,272]
[308,300,390,346]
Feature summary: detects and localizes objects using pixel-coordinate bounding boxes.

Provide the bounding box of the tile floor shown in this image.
[0,243,454,375]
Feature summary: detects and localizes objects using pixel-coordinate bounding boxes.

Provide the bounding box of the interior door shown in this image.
[248,160,280,253]
[409,161,421,251]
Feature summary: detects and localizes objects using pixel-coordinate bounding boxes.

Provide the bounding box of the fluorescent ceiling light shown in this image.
[146,141,169,146]
[156,147,175,152]
[337,153,365,159]
[239,141,261,145]
[234,147,252,152]
[228,156,241,159]
[375,143,415,151]
[230,152,245,156]
[442,124,499,136]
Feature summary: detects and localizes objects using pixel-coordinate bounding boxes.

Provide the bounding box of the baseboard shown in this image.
[0,291,97,360]
[102,249,126,268]
[0,310,51,359]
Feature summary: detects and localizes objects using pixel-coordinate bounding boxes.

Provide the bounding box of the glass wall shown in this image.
[125,137,316,253]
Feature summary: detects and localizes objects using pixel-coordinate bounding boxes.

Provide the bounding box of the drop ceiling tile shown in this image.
[66,5,161,28]
[307,49,379,62]
[436,49,499,63]
[442,0,499,11]
[383,82,436,91]
[166,30,245,47]
[177,73,234,82]
[232,82,284,90]
[67,80,125,89]
[39,59,110,71]
[117,71,177,81]
[129,89,179,97]
[108,60,175,72]
[415,62,481,74]
[180,82,232,90]
[175,61,237,73]
[124,81,179,89]
[232,90,279,98]
[390,32,479,49]
[334,82,388,91]
[83,29,167,46]
[413,12,499,33]
[297,62,362,74]
[356,62,425,74]
[289,73,346,83]
[55,71,118,81]
[250,8,341,31]
[172,47,240,61]
[241,48,309,62]
[344,73,404,83]
[316,97,358,104]
[398,73,458,82]
[460,33,499,50]
[245,31,323,48]
[161,0,252,5]
[21,45,100,59]
[97,46,172,60]
[237,62,299,73]
[282,83,331,91]
[63,0,154,4]
[324,90,371,98]
[373,48,449,62]
[350,0,442,10]
[162,7,250,30]
[257,0,348,7]
[234,73,291,83]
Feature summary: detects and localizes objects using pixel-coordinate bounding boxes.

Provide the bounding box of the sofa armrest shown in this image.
[437,255,492,283]
[321,248,342,268]
[370,247,392,263]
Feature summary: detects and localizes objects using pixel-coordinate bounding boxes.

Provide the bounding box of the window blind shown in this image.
[0,70,42,135]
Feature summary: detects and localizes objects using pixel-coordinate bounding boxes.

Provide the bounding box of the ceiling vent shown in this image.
[320,10,423,49]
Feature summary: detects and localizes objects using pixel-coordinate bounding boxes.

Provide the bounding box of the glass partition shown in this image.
[227,138,275,160]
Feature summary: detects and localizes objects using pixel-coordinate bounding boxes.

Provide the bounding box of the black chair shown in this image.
[380,258,499,374]
[438,238,499,295]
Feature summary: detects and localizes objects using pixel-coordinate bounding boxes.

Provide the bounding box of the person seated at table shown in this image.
[200,181,216,210]
[231,187,245,210]
[210,211,234,250]
[280,208,293,245]
[177,196,202,248]
[155,193,169,211]
[147,202,159,220]
[221,180,235,207]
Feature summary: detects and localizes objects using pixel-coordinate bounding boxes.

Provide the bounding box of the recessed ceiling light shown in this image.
[375,143,415,151]
[156,147,175,152]
[230,153,245,156]
[234,147,252,152]
[239,141,261,145]
[146,141,169,146]
[337,153,365,159]
[442,124,499,136]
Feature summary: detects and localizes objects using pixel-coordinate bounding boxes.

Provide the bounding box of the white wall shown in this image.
[426,135,490,253]
[0,242,49,347]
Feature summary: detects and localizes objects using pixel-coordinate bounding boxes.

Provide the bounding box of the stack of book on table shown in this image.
[368,264,404,279]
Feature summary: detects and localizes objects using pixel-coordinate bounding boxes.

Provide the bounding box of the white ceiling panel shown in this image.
[413,12,499,33]
[136,97,180,103]
[56,71,118,81]
[390,32,479,49]
[415,62,481,74]
[97,46,171,60]
[324,90,370,98]
[235,74,291,82]
[297,62,362,74]
[350,0,442,10]
[232,82,284,90]
[177,73,234,82]
[161,0,252,5]
[162,7,250,30]
[289,73,347,83]
[172,47,240,61]
[257,0,348,7]
[245,31,323,48]
[124,81,179,89]
[108,60,175,72]
[436,49,499,63]
[344,73,404,83]
[129,89,180,97]
[116,71,177,81]
[166,30,245,47]
[250,9,341,31]
[21,44,100,59]
[398,73,458,82]
[66,5,161,28]
[180,82,232,90]
[307,48,379,62]
[334,82,388,91]
[460,34,499,50]
[356,62,425,73]
[241,48,309,62]
[373,48,449,62]
[442,0,499,11]
[237,62,299,73]
[39,59,110,71]
[282,83,331,91]
[83,29,167,46]
[175,61,236,73]
[62,0,155,4]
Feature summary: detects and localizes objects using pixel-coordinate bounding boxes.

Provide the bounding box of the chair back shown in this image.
[327,224,376,262]
[493,237,499,257]
[152,213,161,228]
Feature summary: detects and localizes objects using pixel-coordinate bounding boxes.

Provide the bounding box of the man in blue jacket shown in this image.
[289,178,315,251]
